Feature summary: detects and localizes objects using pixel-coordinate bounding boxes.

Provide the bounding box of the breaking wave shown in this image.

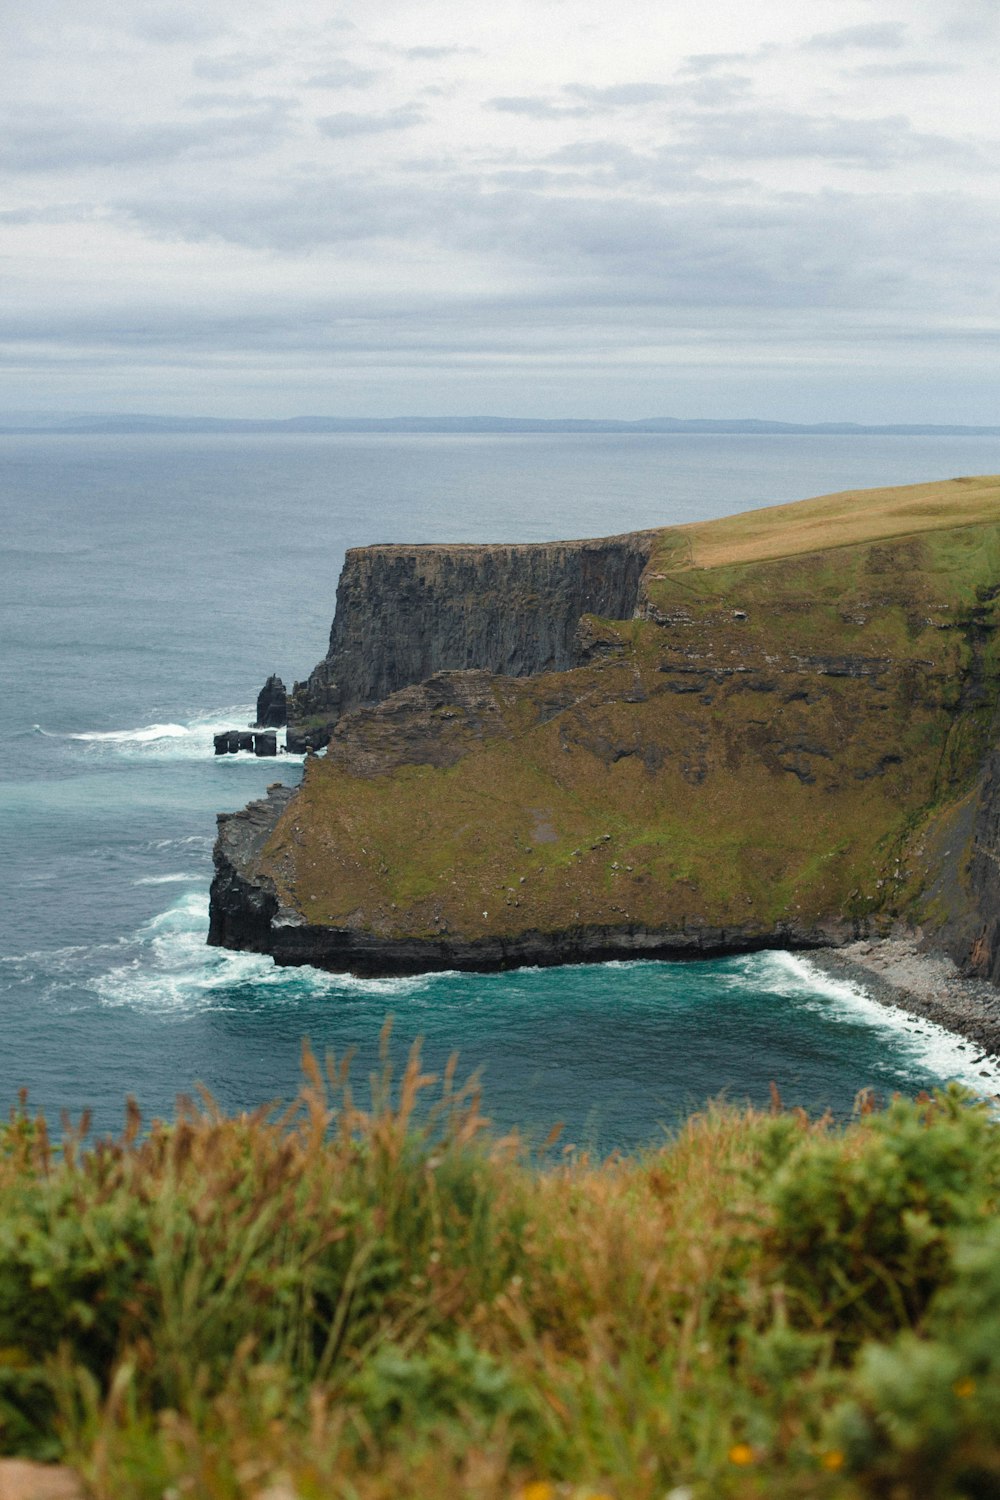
[35,708,304,763]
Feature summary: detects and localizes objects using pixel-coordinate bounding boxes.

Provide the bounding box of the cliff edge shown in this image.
[211,475,1000,979]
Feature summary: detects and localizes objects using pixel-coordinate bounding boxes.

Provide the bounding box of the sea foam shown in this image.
[756,951,1000,1099]
[40,708,305,764]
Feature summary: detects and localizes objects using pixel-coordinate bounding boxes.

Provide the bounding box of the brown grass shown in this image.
[669,475,1000,570]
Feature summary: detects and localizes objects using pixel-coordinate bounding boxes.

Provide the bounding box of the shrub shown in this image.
[758,1087,1000,1349]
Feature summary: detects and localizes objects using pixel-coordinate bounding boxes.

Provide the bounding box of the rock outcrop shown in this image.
[254,674,287,729]
[285,532,656,750]
[211,476,1000,979]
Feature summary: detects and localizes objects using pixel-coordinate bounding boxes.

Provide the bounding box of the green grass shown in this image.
[5,1057,1000,1498]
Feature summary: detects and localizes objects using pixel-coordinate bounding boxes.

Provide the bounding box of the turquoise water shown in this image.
[4,431,1000,1149]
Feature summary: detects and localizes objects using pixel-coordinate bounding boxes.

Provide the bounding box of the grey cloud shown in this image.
[303,61,381,90]
[184,92,296,111]
[852,61,962,78]
[804,23,908,51]
[494,74,750,122]
[317,106,426,138]
[402,45,480,60]
[565,82,673,106]
[680,109,965,169]
[543,138,751,193]
[489,95,592,120]
[191,52,277,82]
[930,0,1000,42]
[0,105,290,173]
[0,201,99,225]
[114,161,1000,327]
[119,175,432,250]
[129,11,228,44]
[680,49,773,74]
[682,75,754,107]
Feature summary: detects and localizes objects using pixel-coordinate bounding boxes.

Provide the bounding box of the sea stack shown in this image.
[254,675,287,729]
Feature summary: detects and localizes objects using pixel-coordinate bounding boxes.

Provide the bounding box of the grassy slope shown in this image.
[261,477,1000,943]
[4,1068,1000,1499]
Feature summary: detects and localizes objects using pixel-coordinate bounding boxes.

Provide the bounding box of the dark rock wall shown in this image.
[929,737,1000,984]
[965,749,1000,984]
[287,532,656,747]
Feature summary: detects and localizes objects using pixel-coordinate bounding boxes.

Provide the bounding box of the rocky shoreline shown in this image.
[809,937,1000,1062]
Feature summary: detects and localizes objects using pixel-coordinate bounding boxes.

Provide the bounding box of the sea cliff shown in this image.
[285,531,656,751]
[210,476,1000,981]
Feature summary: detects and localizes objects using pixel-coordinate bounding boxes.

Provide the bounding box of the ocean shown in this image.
[4,430,1000,1152]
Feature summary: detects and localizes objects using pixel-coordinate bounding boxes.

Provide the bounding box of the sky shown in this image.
[2,0,998,421]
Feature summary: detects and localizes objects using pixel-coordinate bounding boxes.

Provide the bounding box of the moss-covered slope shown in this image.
[210,476,1000,974]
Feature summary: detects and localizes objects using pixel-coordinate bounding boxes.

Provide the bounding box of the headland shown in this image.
[209,475,1000,1033]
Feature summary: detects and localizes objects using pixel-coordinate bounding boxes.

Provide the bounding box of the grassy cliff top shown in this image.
[667,474,1000,570]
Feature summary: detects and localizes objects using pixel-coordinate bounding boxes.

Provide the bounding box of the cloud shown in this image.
[400,45,480,60]
[191,52,277,82]
[929,0,1000,42]
[678,109,967,170]
[1,0,997,419]
[680,49,773,74]
[803,23,908,52]
[303,61,381,90]
[489,95,592,120]
[542,138,750,193]
[129,11,229,45]
[491,74,750,122]
[0,105,290,173]
[184,92,296,111]
[317,105,426,138]
[564,82,674,107]
[851,61,962,79]
[112,158,1000,323]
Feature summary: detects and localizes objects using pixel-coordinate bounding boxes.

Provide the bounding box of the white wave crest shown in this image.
[92,891,432,1012]
[42,707,306,764]
[69,723,189,743]
[752,951,1000,1099]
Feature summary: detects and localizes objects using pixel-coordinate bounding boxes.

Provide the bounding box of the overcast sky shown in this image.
[2,0,998,420]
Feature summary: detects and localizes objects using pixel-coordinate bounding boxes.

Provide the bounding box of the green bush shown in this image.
[758,1088,1000,1348]
[834,1221,1000,1497]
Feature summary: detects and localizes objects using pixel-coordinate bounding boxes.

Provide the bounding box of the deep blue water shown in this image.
[3,431,1000,1150]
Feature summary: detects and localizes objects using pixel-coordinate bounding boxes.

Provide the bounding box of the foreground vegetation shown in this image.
[4,1041,1000,1499]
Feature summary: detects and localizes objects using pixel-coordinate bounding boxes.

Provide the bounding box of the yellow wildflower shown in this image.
[728,1442,755,1466]
[954,1377,977,1399]
[820,1450,845,1471]
[520,1484,555,1500]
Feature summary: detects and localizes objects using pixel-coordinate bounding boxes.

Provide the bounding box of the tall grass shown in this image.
[2,1040,1000,1499]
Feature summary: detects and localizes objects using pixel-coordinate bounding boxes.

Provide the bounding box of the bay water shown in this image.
[3,431,1000,1151]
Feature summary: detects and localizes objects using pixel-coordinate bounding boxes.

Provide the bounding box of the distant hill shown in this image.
[1,412,999,436]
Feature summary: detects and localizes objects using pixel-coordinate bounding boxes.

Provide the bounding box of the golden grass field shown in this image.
[673,475,1000,570]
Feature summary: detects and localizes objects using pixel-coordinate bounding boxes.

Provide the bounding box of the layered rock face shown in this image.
[211,477,1000,978]
[286,532,656,750]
